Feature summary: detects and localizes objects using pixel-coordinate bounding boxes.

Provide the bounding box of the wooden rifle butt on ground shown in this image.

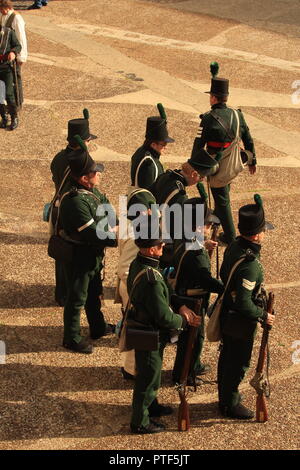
[256,393,268,423]
[250,292,275,423]
[177,299,202,432]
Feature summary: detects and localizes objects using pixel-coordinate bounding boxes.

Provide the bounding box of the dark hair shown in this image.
[212,94,228,103]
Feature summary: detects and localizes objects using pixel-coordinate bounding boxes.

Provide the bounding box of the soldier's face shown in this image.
[151,242,165,258]
[0,8,10,15]
[151,141,168,154]
[87,171,100,187]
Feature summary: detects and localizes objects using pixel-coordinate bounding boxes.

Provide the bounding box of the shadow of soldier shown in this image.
[0,279,56,308]
[0,231,48,245]
[2,323,120,353]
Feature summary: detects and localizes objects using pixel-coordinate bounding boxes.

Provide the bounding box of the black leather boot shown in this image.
[8,104,18,131]
[0,104,8,129]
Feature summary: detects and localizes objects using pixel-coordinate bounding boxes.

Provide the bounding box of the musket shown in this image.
[11,60,21,110]
[250,292,275,422]
[178,298,202,431]
[208,220,221,279]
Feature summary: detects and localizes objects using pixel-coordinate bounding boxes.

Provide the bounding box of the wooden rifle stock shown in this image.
[208,223,220,279]
[178,299,202,431]
[250,292,275,423]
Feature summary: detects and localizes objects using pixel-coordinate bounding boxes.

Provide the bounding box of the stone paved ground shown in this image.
[0,0,299,451]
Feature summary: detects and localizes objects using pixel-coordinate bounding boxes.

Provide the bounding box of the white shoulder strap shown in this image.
[134,155,158,187]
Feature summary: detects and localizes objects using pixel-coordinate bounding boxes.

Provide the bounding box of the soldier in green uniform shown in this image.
[192,65,257,245]
[0,24,21,130]
[117,186,159,380]
[130,105,174,190]
[128,216,200,434]
[217,194,274,419]
[50,109,97,193]
[50,110,97,306]
[59,142,118,354]
[171,197,224,384]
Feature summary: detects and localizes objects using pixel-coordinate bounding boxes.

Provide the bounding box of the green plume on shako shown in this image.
[254,193,263,208]
[73,134,87,151]
[196,182,208,201]
[210,61,219,78]
[157,102,167,120]
[83,108,89,120]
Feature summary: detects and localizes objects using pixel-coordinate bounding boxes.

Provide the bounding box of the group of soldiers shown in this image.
[47,65,275,434]
[0,0,27,130]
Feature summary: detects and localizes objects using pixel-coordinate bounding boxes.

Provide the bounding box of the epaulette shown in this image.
[69,187,79,198]
[146,267,159,284]
[176,180,185,194]
[245,249,256,262]
[200,111,209,119]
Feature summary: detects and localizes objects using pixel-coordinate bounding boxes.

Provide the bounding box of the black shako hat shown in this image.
[188,147,219,176]
[145,116,174,143]
[133,214,163,248]
[238,194,274,236]
[67,109,97,145]
[205,77,229,97]
[68,147,104,178]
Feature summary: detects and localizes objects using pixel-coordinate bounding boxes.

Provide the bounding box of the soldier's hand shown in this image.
[8,52,16,62]
[266,313,275,326]
[204,239,218,251]
[179,305,201,327]
[248,165,256,175]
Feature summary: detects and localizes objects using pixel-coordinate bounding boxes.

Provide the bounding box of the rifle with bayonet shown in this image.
[250,291,275,422]
[177,298,202,431]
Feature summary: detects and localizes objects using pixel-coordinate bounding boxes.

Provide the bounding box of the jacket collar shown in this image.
[137,253,160,268]
[211,103,227,110]
[237,236,261,255]
[143,143,160,159]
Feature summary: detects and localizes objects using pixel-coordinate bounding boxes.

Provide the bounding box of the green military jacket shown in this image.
[131,144,164,189]
[50,146,74,193]
[0,27,21,65]
[127,254,183,339]
[193,103,256,160]
[151,169,188,207]
[172,239,223,309]
[220,237,266,321]
[150,170,188,240]
[59,182,117,267]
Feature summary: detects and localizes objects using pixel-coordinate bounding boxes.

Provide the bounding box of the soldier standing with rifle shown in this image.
[171,196,224,385]
[128,216,200,434]
[192,62,257,245]
[0,0,28,108]
[217,194,275,419]
[0,21,20,130]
